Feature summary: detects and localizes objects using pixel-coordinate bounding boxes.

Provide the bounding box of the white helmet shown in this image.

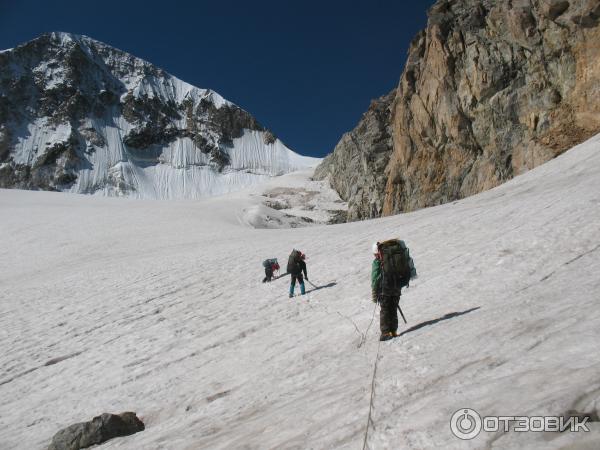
[372,242,379,255]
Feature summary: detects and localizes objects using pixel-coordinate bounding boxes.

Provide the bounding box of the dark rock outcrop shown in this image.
[316,0,600,219]
[47,412,144,450]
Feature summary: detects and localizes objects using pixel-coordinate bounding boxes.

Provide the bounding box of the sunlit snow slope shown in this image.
[1,135,599,449]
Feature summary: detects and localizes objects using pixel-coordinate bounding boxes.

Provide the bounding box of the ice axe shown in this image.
[397,304,407,324]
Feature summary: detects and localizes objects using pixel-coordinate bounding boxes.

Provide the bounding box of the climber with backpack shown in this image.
[262,258,280,283]
[287,249,307,298]
[371,239,417,341]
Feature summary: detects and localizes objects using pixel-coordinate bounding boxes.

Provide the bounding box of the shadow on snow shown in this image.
[305,281,337,294]
[398,307,481,337]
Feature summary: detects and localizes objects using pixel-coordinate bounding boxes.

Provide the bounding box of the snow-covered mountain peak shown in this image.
[48,31,80,44]
[22,32,229,107]
[0,32,317,198]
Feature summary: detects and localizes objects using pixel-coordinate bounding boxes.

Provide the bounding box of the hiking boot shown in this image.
[379,332,395,341]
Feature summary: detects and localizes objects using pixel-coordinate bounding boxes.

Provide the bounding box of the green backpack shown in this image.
[379,239,417,293]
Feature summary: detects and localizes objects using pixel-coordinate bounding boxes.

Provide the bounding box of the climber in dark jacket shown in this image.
[262,259,280,283]
[371,242,401,341]
[287,249,307,298]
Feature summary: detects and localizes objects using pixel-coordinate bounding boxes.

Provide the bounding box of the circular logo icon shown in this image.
[450,408,482,440]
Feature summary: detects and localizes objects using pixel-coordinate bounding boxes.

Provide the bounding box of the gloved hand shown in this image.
[371,290,379,303]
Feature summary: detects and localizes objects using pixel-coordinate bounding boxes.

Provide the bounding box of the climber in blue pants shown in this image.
[287,249,307,298]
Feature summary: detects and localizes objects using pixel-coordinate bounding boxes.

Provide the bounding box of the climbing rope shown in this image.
[362,338,382,450]
[296,278,377,348]
[358,303,378,348]
[280,282,383,449]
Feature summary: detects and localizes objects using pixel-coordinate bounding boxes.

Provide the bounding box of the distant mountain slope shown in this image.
[0,32,319,198]
[317,0,600,219]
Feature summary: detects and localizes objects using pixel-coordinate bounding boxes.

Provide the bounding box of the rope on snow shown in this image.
[362,338,382,450]
[358,303,378,348]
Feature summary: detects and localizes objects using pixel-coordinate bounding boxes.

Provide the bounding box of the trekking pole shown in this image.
[397,304,407,324]
[306,279,318,288]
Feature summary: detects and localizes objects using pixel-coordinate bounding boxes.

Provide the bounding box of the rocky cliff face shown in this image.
[316,0,600,219]
[313,90,394,221]
[0,32,317,198]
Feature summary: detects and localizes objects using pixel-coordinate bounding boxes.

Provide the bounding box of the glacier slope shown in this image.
[0,135,599,449]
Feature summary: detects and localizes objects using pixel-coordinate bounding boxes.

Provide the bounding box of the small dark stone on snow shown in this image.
[47,412,144,450]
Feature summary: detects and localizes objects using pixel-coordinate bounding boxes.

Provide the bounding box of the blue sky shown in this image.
[0,0,435,157]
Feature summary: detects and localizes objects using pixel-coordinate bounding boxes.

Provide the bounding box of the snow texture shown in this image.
[68,125,320,199]
[1,134,599,449]
[239,169,348,228]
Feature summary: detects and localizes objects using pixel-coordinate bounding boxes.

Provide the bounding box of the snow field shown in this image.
[0,134,599,449]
